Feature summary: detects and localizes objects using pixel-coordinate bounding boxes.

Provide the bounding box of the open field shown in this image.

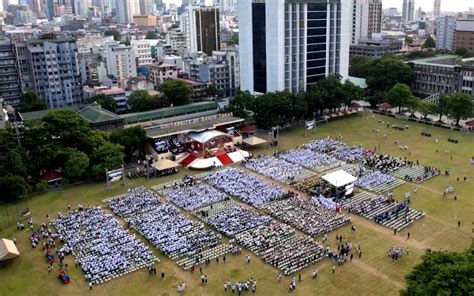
[0,112,472,296]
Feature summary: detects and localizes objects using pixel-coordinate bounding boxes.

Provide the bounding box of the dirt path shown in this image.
[352,260,405,289]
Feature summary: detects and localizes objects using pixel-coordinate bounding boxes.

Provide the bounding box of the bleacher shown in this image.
[390,166,439,184]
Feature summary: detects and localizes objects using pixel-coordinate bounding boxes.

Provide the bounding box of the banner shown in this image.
[108,171,122,182]
[306,120,315,130]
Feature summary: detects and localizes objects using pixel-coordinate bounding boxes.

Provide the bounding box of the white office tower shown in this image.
[436,15,456,51]
[104,42,137,88]
[351,0,382,45]
[239,0,350,94]
[402,0,415,22]
[433,0,441,18]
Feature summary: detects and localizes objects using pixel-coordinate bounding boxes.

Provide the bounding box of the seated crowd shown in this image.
[333,146,373,163]
[154,136,185,154]
[304,138,345,153]
[262,196,350,236]
[53,207,156,284]
[203,168,285,208]
[355,171,397,192]
[278,148,339,171]
[363,155,409,174]
[106,187,162,220]
[160,177,228,211]
[235,222,296,255]
[242,156,308,184]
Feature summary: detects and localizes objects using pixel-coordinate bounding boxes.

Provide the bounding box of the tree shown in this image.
[343,80,364,109]
[145,31,159,39]
[387,83,414,113]
[423,37,436,49]
[455,47,473,58]
[207,84,219,97]
[401,246,474,296]
[127,90,158,112]
[104,29,121,41]
[405,36,414,44]
[229,33,239,45]
[0,174,30,202]
[110,126,146,162]
[312,74,346,113]
[87,94,117,112]
[89,143,124,180]
[366,57,414,92]
[349,55,372,78]
[64,150,90,180]
[160,80,192,106]
[120,39,131,46]
[224,91,255,119]
[416,100,437,119]
[437,95,451,122]
[20,91,48,112]
[447,92,473,126]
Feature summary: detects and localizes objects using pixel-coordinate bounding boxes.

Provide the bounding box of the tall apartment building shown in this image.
[0,38,23,107]
[402,0,415,22]
[104,42,137,88]
[436,16,456,51]
[131,40,153,67]
[181,5,220,55]
[351,0,382,45]
[239,0,350,94]
[166,29,189,57]
[27,36,83,109]
[454,20,474,54]
[433,0,441,18]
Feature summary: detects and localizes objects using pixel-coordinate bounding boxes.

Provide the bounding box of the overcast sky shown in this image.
[163,0,471,12]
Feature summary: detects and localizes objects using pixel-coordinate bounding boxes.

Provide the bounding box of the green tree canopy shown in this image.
[87,94,117,112]
[110,126,146,162]
[416,100,437,119]
[224,91,255,119]
[89,142,124,180]
[127,90,158,112]
[343,80,364,107]
[349,55,372,78]
[387,83,414,113]
[104,29,121,41]
[447,92,473,126]
[405,36,414,44]
[437,95,451,122]
[160,80,192,106]
[145,31,159,39]
[0,174,30,203]
[20,91,48,112]
[64,149,90,180]
[423,37,436,49]
[401,246,474,296]
[366,57,414,92]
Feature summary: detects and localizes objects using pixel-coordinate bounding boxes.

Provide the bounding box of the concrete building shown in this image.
[166,29,189,57]
[104,42,137,88]
[181,5,220,55]
[436,16,456,51]
[27,36,83,109]
[131,39,153,67]
[98,86,128,113]
[148,62,179,87]
[0,38,23,108]
[239,0,351,94]
[183,50,240,97]
[351,0,382,45]
[350,39,403,58]
[402,0,415,23]
[454,19,474,54]
[433,0,441,18]
[133,15,157,27]
[408,56,474,101]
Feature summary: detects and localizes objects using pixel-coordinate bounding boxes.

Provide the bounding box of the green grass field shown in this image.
[1,112,472,296]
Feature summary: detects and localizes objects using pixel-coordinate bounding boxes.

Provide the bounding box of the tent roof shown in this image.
[465,119,474,127]
[322,170,357,187]
[152,159,180,171]
[0,239,20,261]
[240,125,257,133]
[187,130,231,144]
[39,170,63,182]
[242,136,267,146]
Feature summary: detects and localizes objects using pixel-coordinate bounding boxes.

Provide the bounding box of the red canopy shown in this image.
[465,120,474,127]
[379,103,392,111]
[240,125,257,133]
[39,170,63,183]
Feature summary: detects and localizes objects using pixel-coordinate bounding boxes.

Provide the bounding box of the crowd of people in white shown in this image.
[242,156,307,184]
[203,168,285,208]
[53,207,157,285]
[159,176,228,211]
[262,196,350,236]
[278,148,340,171]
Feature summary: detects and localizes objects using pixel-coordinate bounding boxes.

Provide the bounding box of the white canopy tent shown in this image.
[0,238,20,261]
[322,170,357,187]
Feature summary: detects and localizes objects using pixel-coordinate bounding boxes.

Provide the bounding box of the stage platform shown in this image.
[184,150,250,170]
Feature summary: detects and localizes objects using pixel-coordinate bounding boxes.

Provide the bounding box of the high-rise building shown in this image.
[27,36,83,109]
[436,15,456,51]
[402,0,415,22]
[0,38,23,108]
[239,0,350,94]
[351,0,382,45]
[433,0,441,18]
[181,5,220,55]
[104,42,137,88]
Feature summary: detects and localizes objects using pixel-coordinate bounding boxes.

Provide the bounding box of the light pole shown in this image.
[5,105,21,146]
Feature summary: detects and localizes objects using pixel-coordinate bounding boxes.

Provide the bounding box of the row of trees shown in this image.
[225,74,364,128]
[386,83,473,126]
[0,110,146,203]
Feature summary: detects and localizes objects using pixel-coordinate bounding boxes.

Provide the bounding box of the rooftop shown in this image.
[27,37,76,45]
[19,107,73,122]
[99,87,126,95]
[77,106,123,124]
[145,115,244,139]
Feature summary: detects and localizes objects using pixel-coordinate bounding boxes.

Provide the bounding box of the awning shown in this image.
[322,170,357,187]
[242,136,267,146]
[39,170,63,183]
[240,125,257,133]
[0,239,20,261]
[464,119,474,127]
[152,159,180,171]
